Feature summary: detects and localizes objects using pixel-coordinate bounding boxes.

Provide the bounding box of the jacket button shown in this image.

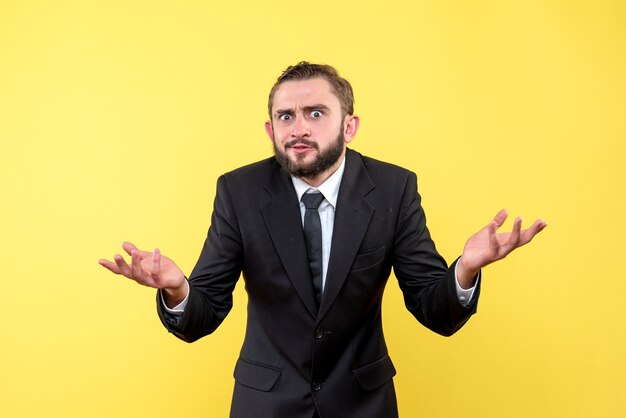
[312,382,321,391]
[314,329,324,339]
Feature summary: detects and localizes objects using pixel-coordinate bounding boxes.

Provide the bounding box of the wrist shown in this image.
[457,257,479,290]
[163,280,189,307]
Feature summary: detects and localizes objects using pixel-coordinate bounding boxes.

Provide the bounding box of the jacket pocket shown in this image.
[233,358,282,392]
[353,355,397,391]
[351,245,386,271]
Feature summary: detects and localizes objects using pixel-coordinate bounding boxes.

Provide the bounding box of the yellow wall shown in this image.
[1,1,624,417]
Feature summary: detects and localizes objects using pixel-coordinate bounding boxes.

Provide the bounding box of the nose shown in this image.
[291,116,311,139]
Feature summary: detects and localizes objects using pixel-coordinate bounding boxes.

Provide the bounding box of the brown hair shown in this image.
[267,61,355,118]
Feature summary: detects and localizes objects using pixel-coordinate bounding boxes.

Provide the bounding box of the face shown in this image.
[265,78,359,185]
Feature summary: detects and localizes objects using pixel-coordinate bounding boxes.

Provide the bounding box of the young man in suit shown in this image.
[99,62,547,418]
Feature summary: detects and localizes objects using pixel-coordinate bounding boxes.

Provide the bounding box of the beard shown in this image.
[273,129,345,179]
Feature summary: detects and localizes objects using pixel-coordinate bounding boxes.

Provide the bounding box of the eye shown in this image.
[310,110,323,118]
[278,114,292,121]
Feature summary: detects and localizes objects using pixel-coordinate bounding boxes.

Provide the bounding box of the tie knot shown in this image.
[301,191,325,209]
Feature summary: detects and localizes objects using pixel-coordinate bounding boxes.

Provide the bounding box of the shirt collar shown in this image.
[291,156,346,209]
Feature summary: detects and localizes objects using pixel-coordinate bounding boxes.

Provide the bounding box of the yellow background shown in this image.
[1,1,624,417]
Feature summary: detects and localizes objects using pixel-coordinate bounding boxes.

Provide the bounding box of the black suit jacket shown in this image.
[158,149,479,418]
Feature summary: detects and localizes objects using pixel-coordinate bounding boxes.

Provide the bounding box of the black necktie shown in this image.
[301,191,325,306]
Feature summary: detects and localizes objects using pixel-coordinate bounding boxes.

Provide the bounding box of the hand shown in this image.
[457,210,547,288]
[99,242,187,304]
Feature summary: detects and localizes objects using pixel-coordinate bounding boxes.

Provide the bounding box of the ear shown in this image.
[264,120,274,142]
[342,115,360,144]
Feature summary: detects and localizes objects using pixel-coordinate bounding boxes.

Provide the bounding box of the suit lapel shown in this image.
[317,150,374,322]
[260,164,318,319]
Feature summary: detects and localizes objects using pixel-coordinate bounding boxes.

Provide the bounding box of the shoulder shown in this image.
[346,149,415,184]
[218,157,281,187]
[215,157,287,203]
[223,156,278,179]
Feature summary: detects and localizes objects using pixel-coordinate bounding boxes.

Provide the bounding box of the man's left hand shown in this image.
[456,209,547,289]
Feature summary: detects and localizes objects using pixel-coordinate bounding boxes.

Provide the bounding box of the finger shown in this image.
[122,241,151,258]
[152,248,161,280]
[537,219,548,234]
[99,259,122,274]
[114,254,132,277]
[519,219,548,245]
[131,249,147,280]
[122,241,136,256]
[492,209,508,229]
[488,219,499,250]
[507,216,522,249]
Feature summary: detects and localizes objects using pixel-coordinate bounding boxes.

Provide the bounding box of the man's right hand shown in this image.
[99,241,188,307]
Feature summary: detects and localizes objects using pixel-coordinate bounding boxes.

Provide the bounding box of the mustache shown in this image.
[285,139,319,149]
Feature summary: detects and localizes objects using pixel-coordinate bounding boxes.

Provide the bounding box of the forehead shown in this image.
[272,78,340,111]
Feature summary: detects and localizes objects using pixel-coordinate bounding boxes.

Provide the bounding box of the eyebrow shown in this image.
[274,104,331,116]
[302,104,331,113]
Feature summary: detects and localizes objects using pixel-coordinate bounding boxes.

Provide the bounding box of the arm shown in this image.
[393,173,547,336]
[157,175,244,342]
[392,172,476,337]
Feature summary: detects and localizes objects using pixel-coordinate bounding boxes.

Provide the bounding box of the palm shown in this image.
[135,248,183,289]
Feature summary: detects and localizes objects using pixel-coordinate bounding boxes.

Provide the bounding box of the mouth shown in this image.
[290,144,313,153]
[286,140,317,154]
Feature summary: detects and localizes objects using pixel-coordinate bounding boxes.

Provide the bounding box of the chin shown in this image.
[288,151,316,163]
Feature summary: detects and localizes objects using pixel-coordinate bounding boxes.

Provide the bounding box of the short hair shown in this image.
[267,61,355,118]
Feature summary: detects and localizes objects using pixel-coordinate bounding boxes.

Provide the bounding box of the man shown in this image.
[99,62,546,418]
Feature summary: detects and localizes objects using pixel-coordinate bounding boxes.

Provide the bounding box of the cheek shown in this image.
[273,131,289,146]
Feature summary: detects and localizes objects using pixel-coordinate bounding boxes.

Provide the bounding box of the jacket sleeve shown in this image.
[392,171,479,336]
[157,175,243,343]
